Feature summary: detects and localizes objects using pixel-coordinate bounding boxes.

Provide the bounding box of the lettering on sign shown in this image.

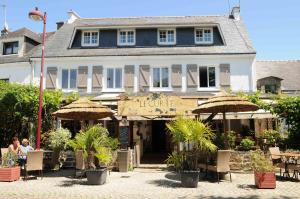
[118,93,198,116]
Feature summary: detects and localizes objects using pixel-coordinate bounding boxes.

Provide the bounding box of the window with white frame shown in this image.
[118,30,135,45]
[106,68,123,89]
[195,28,213,44]
[81,31,99,46]
[158,29,176,45]
[152,67,169,88]
[62,69,77,89]
[199,66,216,88]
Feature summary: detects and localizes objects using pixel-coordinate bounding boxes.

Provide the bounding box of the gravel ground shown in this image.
[0,169,299,199]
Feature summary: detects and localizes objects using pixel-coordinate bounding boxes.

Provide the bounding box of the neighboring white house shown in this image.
[0,28,40,83]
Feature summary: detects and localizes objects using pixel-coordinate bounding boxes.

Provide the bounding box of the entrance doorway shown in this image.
[141,120,172,164]
[152,121,167,153]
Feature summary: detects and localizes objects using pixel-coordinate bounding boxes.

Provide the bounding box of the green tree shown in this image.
[239,91,300,149]
[0,81,62,147]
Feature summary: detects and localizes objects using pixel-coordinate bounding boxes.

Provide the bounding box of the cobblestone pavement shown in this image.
[0,169,299,199]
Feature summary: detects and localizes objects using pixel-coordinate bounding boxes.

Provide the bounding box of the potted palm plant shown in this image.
[0,152,21,182]
[166,117,217,188]
[68,124,118,185]
[250,150,276,189]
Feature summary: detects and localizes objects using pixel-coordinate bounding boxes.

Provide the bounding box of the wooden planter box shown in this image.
[0,166,21,182]
[254,171,276,189]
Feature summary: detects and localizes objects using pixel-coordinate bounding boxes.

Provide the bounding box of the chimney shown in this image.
[56,21,64,30]
[230,6,240,20]
[67,10,80,24]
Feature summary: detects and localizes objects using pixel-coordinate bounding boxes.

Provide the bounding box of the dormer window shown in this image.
[118,30,135,46]
[81,31,99,46]
[158,29,176,45]
[3,41,19,55]
[195,28,213,44]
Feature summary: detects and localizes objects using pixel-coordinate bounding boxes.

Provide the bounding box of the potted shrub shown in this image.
[166,117,217,188]
[250,150,276,189]
[68,124,118,185]
[0,152,21,182]
[47,128,71,169]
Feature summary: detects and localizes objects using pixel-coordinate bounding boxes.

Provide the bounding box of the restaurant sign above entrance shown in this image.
[118,93,198,116]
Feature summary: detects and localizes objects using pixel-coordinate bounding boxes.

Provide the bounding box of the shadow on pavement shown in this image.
[57,179,88,187]
[147,179,182,188]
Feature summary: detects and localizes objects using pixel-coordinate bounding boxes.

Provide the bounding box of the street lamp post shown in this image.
[28,7,47,150]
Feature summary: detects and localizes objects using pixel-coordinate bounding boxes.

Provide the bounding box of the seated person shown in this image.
[20,139,34,159]
[8,137,22,155]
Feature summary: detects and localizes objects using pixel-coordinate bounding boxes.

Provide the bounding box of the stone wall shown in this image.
[230,151,252,172]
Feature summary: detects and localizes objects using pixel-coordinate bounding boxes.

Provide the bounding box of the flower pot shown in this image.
[0,166,21,182]
[86,167,108,185]
[180,170,199,188]
[254,171,276,189]
[117,150,130,172]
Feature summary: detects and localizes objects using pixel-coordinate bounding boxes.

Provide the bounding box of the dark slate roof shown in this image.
[31,15,255,58]
[0,28,55,64]
[256,60,300,91]
[0,28,41,43]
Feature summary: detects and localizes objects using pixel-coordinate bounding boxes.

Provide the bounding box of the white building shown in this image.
[29,9,257,95]
[2,8,274,159]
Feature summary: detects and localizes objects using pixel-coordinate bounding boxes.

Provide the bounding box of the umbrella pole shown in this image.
[223,111,229,149]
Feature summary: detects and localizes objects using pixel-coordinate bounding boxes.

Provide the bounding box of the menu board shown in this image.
[119,126,129,147]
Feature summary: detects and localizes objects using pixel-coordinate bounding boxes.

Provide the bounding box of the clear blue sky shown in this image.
[1,0,299,60]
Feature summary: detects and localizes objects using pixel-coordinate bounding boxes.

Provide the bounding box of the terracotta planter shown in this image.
[254,171,276,189]
[0,166,21,182]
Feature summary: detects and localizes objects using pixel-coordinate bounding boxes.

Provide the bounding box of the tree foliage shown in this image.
[239,91,300,149]
[0,81,62,147]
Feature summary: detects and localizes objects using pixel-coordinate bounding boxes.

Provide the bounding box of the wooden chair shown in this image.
[24,151,44,180]
[269,147,285,176]
[75,150,85,178]
[1,148,8,156]
[200,150,232,183]
[1,148,8,165]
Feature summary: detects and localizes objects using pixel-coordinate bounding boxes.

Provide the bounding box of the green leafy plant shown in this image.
[0,81,62,148]
[240,138,255,151]
[166,116,217,170]
[227,131,237,149]
[48,128,72,150]
[68,124,119,169]
[1,152,19,167]
[262,129,281,146]
[165,152,183,171]
[250,150,275,172]
[238,91,300,150]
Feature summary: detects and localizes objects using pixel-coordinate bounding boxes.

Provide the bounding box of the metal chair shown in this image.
[75,150,85,178]
[201,150,232,183]
[269,147,285,176]
[24,150,44,180]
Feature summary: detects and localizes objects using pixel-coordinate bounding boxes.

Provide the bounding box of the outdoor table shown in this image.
[273,152,300,178]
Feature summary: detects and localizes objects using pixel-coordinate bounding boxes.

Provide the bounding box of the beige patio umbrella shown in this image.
[192,92,259,148]
[52,98,113,121]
